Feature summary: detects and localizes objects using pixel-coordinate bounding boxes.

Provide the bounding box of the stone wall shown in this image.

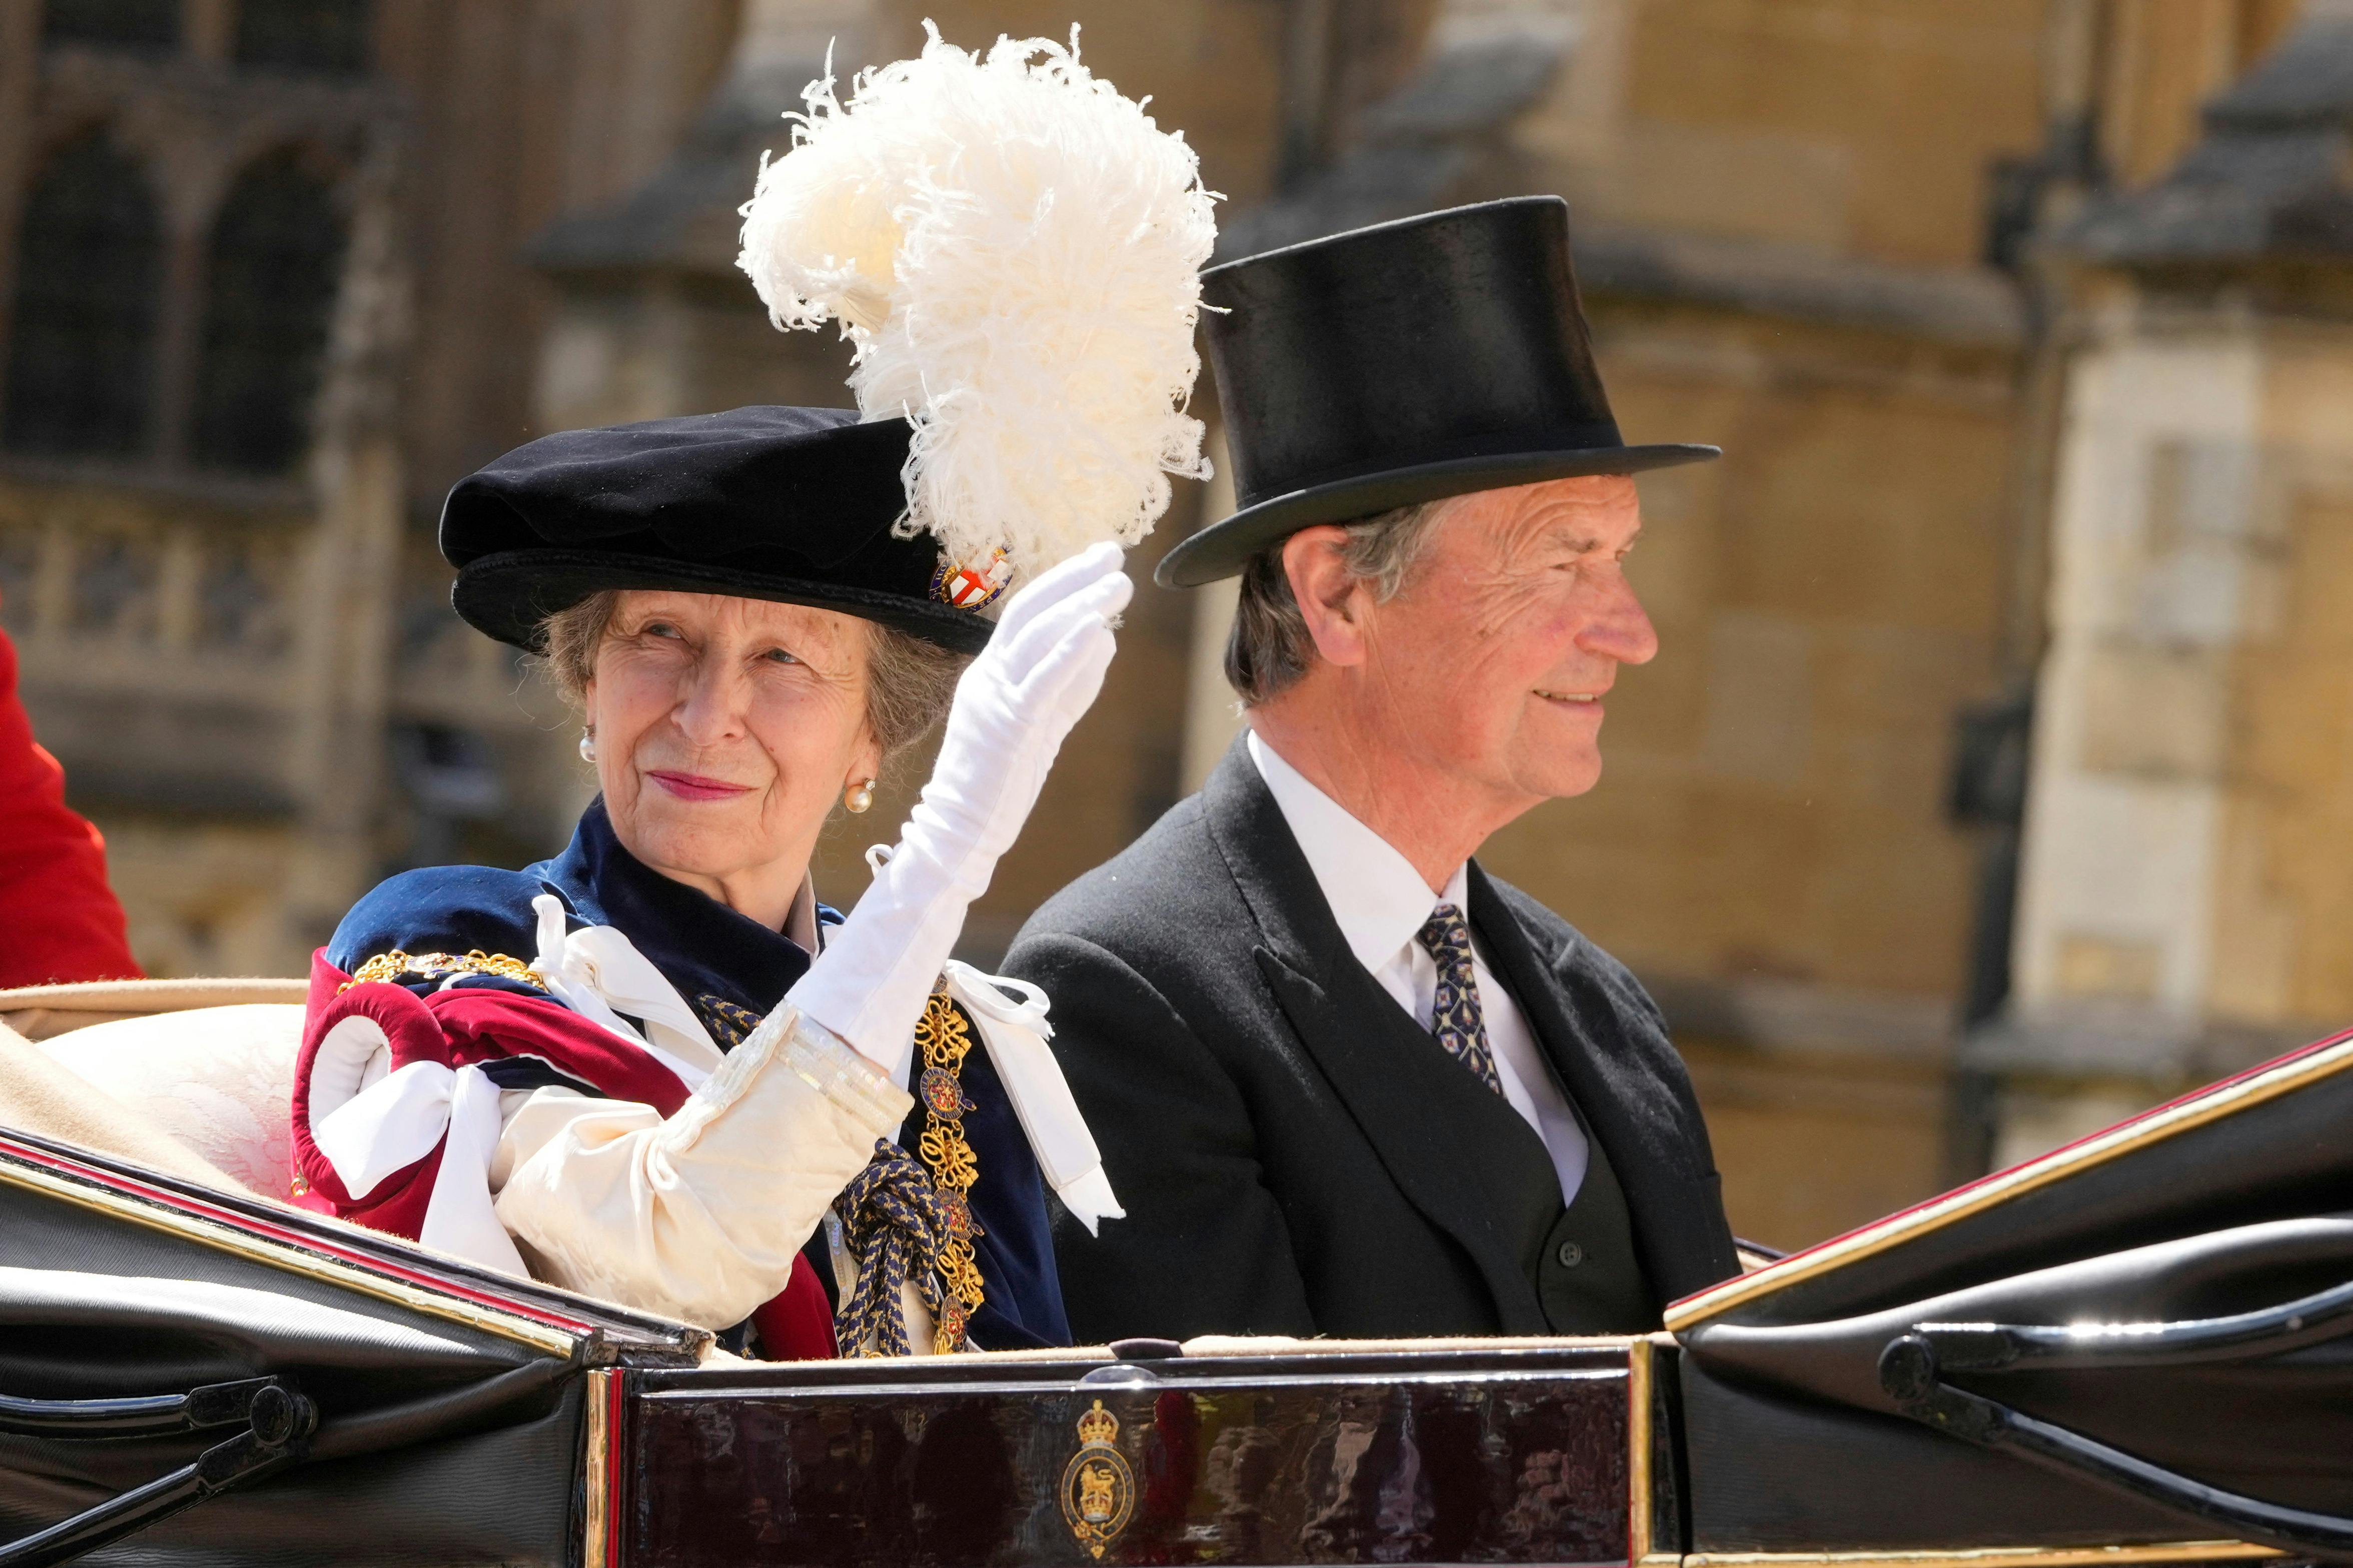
[0,0,745,975]
[1984,0,2353,1174]
[2000,300,2353,1151]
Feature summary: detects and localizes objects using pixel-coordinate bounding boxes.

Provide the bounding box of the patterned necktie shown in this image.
[1417,903,1504,1096]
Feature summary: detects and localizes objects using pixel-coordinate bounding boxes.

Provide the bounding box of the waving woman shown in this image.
[283,27,1215,1358]
[291,408,1127,1358]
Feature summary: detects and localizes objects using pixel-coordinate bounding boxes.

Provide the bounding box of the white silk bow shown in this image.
[309,1027,527,1277]
[940,961,1124,1235]
[528,894,719,1090]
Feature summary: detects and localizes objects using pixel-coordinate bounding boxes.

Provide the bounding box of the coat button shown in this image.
[1555,1240,1584,1269]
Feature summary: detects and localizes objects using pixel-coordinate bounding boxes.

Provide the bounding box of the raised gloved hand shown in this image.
[784,541,1132,1076]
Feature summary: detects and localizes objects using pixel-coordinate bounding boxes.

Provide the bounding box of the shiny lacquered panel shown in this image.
[622,1344,1640,1568]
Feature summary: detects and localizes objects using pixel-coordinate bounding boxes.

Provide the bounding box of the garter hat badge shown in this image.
[931,548,1012,611]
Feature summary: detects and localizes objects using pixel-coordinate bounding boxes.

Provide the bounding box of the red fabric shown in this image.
[293,952,837,1359]
[0,628,141,986]
[750,1265,840,1361]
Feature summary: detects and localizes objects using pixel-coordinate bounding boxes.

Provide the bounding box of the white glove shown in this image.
[786,541,1132,1076]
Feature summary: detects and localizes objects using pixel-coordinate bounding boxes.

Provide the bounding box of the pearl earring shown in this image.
[578,728,596,763]
[845,777,876,814]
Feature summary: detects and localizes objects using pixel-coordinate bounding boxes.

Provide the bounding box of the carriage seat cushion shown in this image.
[0,1020,250,1193]
[36,1004,304,1199]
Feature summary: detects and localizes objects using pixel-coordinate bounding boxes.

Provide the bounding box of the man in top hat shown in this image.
[1003,197,1741,1340]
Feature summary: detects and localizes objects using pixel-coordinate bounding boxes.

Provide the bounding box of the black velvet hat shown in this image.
[1157,196,1720,588]
[442,406,1002,655]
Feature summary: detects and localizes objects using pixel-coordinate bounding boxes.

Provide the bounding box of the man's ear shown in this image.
[1281,526,1373,669]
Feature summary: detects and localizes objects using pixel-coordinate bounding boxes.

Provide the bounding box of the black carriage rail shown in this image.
[1878,1275,2353,1562]
[0,1378,288,1441]
[1904,1273,2353,1372]
[0,1377,316,1568]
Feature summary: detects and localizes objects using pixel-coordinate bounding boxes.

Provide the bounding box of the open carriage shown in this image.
[3,978,2351,1568]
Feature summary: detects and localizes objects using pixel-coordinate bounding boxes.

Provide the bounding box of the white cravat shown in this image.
[1246,730,1590,1205]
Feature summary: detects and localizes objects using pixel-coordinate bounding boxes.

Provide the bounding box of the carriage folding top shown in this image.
[4,1011,2352,1568]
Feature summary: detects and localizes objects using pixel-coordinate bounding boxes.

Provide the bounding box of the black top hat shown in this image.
[1157,197,1719,588]
[442,405,1000,656]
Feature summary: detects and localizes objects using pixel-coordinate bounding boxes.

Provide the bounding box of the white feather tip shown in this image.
[737,22,1220,582]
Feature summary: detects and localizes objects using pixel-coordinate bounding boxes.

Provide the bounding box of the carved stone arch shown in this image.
[40,89,223,247]
[168,126,359,256]
[1,124,168,459]
[189,145,351,475]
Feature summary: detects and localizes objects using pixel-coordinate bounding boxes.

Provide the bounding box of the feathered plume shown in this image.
[737,23,1219,582]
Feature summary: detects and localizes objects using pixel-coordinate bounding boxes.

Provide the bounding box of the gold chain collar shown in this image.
[340,949,547,994]
[913,990,988,1350]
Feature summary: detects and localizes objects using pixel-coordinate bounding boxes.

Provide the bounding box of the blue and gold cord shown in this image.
[834,1139,957,1356]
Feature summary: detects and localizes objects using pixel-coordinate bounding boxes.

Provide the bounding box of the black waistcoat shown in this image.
[1348,918,1653,1333]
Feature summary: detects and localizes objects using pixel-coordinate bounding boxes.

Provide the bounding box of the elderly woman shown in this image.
[286,406,1128,1358]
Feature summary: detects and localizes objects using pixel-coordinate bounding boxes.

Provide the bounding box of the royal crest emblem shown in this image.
[1058,1399,1134,1559]
[930,547,1013,610]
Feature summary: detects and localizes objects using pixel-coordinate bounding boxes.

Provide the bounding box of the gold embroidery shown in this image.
[1060,1399,1134,1557]
[340,949,547,994]
[913,990,986,1350]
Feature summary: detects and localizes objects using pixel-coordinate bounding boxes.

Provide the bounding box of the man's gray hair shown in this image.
[1223,499,1448,705]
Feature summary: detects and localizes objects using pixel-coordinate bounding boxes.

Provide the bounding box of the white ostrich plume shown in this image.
[737,23,1219,581]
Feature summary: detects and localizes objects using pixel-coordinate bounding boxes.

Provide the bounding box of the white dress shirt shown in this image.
[1247,730,1591,1205]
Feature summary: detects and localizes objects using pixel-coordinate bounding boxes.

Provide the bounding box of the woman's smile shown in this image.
[645,768,756,802]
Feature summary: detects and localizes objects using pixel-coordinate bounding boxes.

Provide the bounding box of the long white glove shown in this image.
[787,541,1133,1077]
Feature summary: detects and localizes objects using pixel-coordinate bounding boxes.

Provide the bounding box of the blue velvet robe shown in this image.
[328,798,1072,1350]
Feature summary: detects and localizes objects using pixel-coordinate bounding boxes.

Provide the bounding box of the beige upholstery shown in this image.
[0,977,307,1042]
[0,979,308,1200]
[0,1018,251,1192]
[36,1006,305,1198]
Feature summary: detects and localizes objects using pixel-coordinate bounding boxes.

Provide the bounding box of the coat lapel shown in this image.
[1465,861,1694,1310]
[1201,742,1551,1333]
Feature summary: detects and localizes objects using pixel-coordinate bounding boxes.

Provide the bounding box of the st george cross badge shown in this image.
[930,548,1013,610]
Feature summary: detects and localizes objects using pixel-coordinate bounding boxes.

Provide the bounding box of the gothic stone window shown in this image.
[235,0,373,76]
[191,150,347,475]
[40,0,180,54]
[2,130,165,459]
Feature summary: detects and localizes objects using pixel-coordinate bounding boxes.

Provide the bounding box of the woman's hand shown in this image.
[785,543,1132,1074]
[915,540,1133,876]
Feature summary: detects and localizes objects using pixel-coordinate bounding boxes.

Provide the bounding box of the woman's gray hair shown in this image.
[537,591,968,762]
[1223,498,1448,706]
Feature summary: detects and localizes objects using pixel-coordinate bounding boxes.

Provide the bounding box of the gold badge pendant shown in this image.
[1059,1399,1134,1559]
